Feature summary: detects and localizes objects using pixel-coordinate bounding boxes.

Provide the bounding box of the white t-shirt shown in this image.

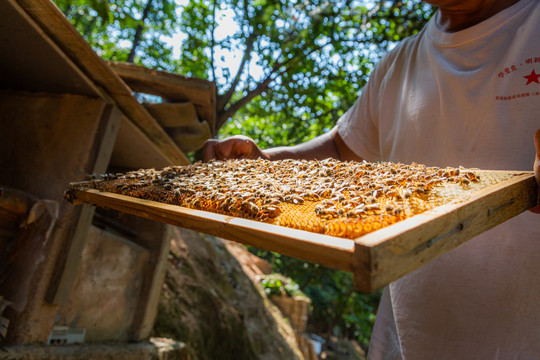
[336,0,540,358]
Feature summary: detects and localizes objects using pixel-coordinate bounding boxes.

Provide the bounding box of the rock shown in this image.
[153,227,303,360]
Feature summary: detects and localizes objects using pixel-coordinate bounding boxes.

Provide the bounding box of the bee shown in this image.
[365,195,377,204]
[284,195,304,205]
[320,199,335,207]
[365,203,380,211]
[218,198,230,211]
[384,188,401,198]
[385,178,398,186]
[315,206,338,219]
[243,201,259,214]
[261,205,281,218]
[401,188,413,199]
[301,191,319,201]
[316,188,333,198]
[464,171,479,182]
[331,193,346,202]
[191,198,202,208]
[457,176,471,185]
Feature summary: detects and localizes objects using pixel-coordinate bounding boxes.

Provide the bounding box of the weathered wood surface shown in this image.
[68,172,537,292]
[56,225,150,342]
[0,187,36,223]
[0,187,38,267]
[110,117,174,170]
[46,104,123,305]
[108,61,217,135]
[11,0,189,166]
[144,102,212,153]
[0,90,108,342]
[129,224,171,341]
[0,199,59,344]
[2,0,187,343]
[0,0,99,96]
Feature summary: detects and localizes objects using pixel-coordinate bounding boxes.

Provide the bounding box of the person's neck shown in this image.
[437,0,520,32]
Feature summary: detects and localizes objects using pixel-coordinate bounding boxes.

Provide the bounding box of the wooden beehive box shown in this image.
[0,0,198,347]
[65,161,538,293]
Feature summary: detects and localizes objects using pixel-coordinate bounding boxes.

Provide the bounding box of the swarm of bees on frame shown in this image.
[67,158,489,239]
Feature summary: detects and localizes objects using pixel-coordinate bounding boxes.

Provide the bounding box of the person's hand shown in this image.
[531,129,540,214]
[202,135,268,162]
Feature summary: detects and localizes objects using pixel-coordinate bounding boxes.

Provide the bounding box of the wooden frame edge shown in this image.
[70,189,356,273]
[353,172,537,292]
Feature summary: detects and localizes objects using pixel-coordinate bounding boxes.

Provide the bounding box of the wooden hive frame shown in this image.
[67,170,537,293]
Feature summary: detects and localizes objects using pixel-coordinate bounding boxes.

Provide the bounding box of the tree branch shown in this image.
[214,3,376,132]
[127,0,153,63]
[216,71,273,129]
[216,32,256,112]
[210,0,217,83]
[215,36,335,130]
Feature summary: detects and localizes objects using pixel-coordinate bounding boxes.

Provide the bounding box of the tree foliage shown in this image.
[55,0,181,70]
[250,249,381,351]
[194,0,436,144]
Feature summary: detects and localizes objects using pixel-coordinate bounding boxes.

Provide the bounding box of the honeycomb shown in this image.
[67,159,514,239]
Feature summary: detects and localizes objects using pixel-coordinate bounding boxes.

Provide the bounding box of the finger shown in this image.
[233,137,257,159]
[215,138,236,160]
[202,139,218,162]
[218,136,259,160]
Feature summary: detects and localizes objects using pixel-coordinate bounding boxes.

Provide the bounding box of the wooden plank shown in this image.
[129,225,172,341]
[46,105,122,305]
[108,62,215,104]
[0,199,60,343]
[143,102,212,153]
[45,204,95,305]
[108,62,217,135]
[352,172,538,292]
[0,0,100,96]
[0,187,38,272]
[91,105,123,174]
[70,189,356,273]
[0,187,37,221]
[111,117,175,170]
[0,91,107,200]
[11,0,189,165]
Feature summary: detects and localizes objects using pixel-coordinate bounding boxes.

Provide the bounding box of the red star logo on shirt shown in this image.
[524,69,540,85]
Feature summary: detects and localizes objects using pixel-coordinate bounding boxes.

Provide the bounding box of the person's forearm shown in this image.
[263,131,340,161]
[263,128,364,162]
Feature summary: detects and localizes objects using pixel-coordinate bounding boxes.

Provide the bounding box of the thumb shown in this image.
[202,139,218,162]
